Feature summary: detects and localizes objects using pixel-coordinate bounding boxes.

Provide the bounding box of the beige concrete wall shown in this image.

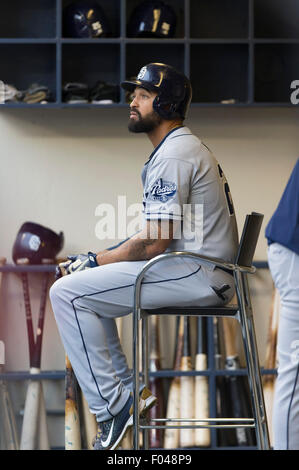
[0,106,298,446]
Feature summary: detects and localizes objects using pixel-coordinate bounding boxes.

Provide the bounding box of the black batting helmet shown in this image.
[63,1,111,38]
[121,63,192,120]
[128,0,176,38]
[12,222,64,265]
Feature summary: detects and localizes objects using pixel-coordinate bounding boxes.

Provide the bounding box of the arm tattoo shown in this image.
[128,238,156,260]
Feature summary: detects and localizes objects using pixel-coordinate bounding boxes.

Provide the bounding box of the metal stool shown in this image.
[132,212,270,450]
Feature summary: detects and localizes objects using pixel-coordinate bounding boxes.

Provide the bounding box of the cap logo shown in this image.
[137,66,147,80]
[28,235,41,252]
[161,22,170,35]
[91,21,103,36]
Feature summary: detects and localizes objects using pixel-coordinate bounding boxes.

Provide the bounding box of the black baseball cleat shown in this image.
[93,388,157,450]
[62,82,89,104]
[89,80,119,104]
[94,394,137,450]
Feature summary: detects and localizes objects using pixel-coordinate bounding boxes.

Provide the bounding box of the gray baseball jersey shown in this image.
[141,126,239,263]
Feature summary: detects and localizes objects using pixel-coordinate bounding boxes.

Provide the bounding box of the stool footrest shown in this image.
[140,417,255,430]
[150,417,254,423]
[142,305,239,317]
[140,425,255,429]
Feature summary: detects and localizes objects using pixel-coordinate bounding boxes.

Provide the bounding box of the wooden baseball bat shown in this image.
[20,279,40,449]
[0,342,19,450]
[179,317,195,448]
[164,316,184,449]
[56,266,82,450]
[0,257,19,450]
[263,286,280,446]
[194,317,211,447]
[80,389,97,449]
[115,317,123,339]
[37,388,50,450]
[65,354,82,449]
[214,318,236,447]
[148,315,165,448]
[222,317,256,447]
[20,272,50,450]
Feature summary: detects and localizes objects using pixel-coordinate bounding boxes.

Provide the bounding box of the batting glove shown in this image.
[55,252,98,279]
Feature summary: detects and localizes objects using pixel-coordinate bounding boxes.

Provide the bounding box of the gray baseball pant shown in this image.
[49,256,234,422]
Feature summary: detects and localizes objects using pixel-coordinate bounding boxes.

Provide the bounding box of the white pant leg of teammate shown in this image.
[268,243,299,450]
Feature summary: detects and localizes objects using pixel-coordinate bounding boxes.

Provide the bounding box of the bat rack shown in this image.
[0,261,277,450]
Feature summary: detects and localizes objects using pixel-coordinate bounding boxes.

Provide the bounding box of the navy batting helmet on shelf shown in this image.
[121,63,192,120]
[63,1,111,38]
[12,222,64,265]
[128,0,176,38]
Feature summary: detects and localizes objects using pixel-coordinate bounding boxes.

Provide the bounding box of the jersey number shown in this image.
[218,164,235,216]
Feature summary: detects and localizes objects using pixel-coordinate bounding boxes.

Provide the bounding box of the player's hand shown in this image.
[55,252,98,279]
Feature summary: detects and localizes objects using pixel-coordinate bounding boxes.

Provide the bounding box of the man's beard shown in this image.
[128,109,162,133]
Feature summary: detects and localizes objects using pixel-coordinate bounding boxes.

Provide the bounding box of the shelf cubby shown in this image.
[190,44,249,103]
[0,0,56,39]
[254,43,299,103]
[190,0,249,39]
[62,43,121,91]
[254,0,299,39]
[0,44,57,102]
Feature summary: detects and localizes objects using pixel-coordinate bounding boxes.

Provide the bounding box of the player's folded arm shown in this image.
[131,218,175,259]
[94,219,175,265]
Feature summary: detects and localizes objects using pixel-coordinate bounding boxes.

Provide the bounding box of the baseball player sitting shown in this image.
[50,63,239,450]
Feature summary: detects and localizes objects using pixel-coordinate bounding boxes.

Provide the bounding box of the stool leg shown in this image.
[243,274,270,449]
[133,308,140,450]
[142,317,149,389]
[236,271,270,450]
[246,313,270,449]
[142,316,149,450]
